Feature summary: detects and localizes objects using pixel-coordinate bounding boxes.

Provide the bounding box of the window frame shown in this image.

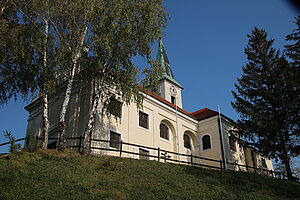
[139,148,150,160]
[108,98,123,119]
[202,134,212,151]
[109,130,121,150]
[138,110,149,130]
[171,96,176,104]
[229,136,237,152]
[183,133,192,150]
[160,122,170,141]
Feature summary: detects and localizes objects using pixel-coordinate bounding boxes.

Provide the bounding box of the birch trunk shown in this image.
[41,93,49,149]
[58,26,88,151]
[82,85,102,155]
[41,17,49,150]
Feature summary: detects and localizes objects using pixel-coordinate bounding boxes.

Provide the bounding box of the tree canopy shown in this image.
[0,0,168,152]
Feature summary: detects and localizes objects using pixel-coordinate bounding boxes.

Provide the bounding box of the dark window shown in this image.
[110,131,121,149]
[139,111,149,129]
[171,96,176,104]
[229,136,237,152]
[160,123,169,140]
[261,158,267,169]
[202,135,211,150]
[183,134,191,149]
[108,98,122,118]
[139,148,150,160]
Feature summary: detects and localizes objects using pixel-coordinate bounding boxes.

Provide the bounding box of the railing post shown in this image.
[157,147,160,162]
[119,140,123,157]
[191,154,193,166]
[219,160,223,171]
[271,170,274,177]
[246,164,249,172]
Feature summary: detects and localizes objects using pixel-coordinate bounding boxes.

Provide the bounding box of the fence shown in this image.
[0,136,287,180]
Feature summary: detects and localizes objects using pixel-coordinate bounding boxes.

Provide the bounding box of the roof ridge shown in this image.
[139,86,191,116]
[190,107,217,115]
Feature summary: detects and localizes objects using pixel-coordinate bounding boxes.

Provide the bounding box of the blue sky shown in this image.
[0,1,298,152]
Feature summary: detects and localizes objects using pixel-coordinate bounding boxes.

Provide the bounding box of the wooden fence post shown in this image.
[157,147,160,162]
[78,135,83,153]
[191,154,193,166]
[219,160,223,171]
[119,140,123,157]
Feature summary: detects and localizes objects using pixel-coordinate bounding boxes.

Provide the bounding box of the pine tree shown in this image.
[285,16,300,67]
[232,27,299,181]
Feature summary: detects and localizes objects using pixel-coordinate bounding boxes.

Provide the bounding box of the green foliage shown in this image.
[232,23,300,180]
[285,16,300,67]
[24,130,40,152]
[0,151,299,199]
[2,131,21,153]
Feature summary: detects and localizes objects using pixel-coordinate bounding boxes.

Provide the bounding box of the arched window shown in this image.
[160,123,169,140]
[202,135,211,150]
[183,134,191,149]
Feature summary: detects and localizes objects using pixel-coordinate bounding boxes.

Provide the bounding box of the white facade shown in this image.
[25,41,273,173]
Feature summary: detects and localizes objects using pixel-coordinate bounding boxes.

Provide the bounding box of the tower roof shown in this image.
[156,40,183,88]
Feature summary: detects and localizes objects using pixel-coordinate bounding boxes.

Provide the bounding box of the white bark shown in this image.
[58,25,88,151]
[41,17,49,150]
[82,85,102,154]
[41,93,49,149]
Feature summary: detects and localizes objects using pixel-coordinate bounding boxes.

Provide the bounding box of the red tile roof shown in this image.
[140,86,191,116]
[139,86,225,122]
[190,108,219,121]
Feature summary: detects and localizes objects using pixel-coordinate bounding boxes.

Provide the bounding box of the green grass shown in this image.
[0,150,299,200]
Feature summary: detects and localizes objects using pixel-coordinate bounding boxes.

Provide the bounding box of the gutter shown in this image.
[218,105,227,170]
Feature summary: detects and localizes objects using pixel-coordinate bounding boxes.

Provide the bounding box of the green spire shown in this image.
[157,40,183,88]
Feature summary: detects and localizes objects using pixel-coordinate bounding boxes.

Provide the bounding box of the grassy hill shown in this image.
[0,150,299,200]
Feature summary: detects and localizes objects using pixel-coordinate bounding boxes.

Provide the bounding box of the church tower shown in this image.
[156,40,183,108]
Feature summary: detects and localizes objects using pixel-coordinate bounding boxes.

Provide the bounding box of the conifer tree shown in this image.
[232,27,299,181]
[285,16,300,66]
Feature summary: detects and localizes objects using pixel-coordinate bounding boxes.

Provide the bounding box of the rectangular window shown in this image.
[139,148,150,160]
[139,111,149,129]
[108,98,122,118]
[110,131,121,149]
[171,96,176,104]
[229,136,237,152]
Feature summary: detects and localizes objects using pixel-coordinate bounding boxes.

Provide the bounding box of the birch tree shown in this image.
[80,0,167,154]
[1,0,168,152]
[44,0,167,152]
[0,0,56,150]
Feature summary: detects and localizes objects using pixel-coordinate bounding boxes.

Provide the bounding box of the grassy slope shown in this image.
[0,150,299,200]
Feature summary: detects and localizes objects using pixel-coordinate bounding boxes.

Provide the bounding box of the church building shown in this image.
[25,40,273,173]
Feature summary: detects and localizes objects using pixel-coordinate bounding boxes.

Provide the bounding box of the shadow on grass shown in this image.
[183,165,300,200]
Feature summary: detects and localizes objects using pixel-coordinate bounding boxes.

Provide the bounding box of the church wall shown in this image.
[25,81,273,172]
[222,120,247,171]
[197,116,223,168]
[91,90,198,162]
[25,82,92,149]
